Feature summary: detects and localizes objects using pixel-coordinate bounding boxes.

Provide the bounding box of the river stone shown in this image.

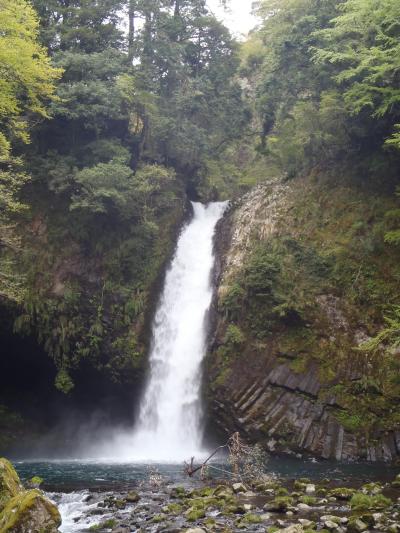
[298,519,314,527]
[321,515,342,524]
[325,520,340,529]
[126,491,140,503]
[0,458,22,510]
[185,529,206,533]
[297,503,311,511]
[280,525,304,533]
[0,488,61,532]
[232,482,246,494]
[305,484,316,494]
[347,518,368,533]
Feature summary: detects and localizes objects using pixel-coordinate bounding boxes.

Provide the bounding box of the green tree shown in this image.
[0,0,61,300]
[313,0,400,150]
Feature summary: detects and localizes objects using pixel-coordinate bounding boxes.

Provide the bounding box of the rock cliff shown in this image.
[207,177,400,461]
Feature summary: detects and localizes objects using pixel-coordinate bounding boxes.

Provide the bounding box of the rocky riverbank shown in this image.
[4,456,400,533]
[51,470,400,533]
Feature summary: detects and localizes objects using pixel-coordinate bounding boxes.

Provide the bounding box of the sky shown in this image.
[207,0,258,37]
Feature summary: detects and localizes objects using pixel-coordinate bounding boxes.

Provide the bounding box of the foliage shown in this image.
[313,0,400,149]
[0,0,61,145]
[0,0,60,193]
[350,492,391,511]
[251,0,400,181]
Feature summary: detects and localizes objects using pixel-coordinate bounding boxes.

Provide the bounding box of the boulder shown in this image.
[0,488,61,532]
[0,458,22,510]
[232,482,246,494]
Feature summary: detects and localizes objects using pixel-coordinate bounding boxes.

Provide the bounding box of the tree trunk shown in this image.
[128,1,136,64]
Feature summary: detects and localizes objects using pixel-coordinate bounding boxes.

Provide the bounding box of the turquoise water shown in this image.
[14,456,400,491]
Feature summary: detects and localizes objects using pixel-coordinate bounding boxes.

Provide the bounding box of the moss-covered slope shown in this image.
[208,176,400,461]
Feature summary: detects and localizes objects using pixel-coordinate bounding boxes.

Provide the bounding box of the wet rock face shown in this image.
[0,458,61,532]
[207,180,400,461]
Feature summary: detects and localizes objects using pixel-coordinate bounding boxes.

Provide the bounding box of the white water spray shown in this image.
[105,202,227,461]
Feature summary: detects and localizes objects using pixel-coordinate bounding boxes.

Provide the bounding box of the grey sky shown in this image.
[207,0,258,37]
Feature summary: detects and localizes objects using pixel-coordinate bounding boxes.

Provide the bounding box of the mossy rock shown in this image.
[299,495,317,505]
[0,488,61,532]
[328,487,356,500]
[152,513,167,523]
[391,474,400,488]
[276,487,289,496]
[350,492,391,511]
[361,482,383,495]
[89,519,118,531]
[237,513,262,528]
[199,487,215,497]
[0,458,22,511]
[204,517,216,528]
[293,480,307,490]
[170,486,187,498]
[164,502,183,515]
[125,490,140,503]
[224,503,246,515]
[186,508,206,522]
[214,485,234,500]
[347,517,368,533]
[28,476,44,489]
[264,495,293,512]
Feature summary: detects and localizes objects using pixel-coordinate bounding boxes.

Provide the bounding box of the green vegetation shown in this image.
[0,0,250,404]
[1,0,400,459]
[350,492,391,511]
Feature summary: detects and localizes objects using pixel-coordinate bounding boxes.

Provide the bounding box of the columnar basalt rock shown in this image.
[207,179,400,461]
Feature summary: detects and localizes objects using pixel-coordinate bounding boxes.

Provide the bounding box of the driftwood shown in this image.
[184,441,230,477]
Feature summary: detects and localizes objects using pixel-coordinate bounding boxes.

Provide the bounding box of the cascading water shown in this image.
[110,201,227,461]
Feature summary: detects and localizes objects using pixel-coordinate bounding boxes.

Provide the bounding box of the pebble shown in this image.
[298,519,314,527]
[325,520,340,529]
[297,503,310,510]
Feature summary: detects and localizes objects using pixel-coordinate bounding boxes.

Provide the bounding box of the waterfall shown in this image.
[124,201,227,461]
[127,201,227,461]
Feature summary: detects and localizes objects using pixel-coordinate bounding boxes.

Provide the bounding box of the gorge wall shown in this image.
[207,176,400,462]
